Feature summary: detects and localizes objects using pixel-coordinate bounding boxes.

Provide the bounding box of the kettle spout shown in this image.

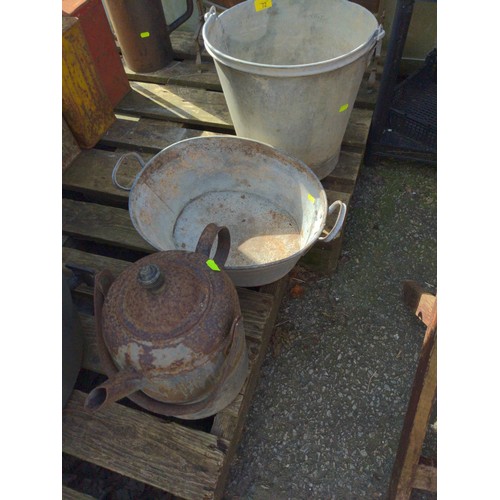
[84,369,146,412]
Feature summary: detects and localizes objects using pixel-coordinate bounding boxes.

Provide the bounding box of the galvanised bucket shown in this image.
[202,0,384,179]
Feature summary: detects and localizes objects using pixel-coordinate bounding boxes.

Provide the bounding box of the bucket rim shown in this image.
[202,2,382,77]
[127,135,331,272]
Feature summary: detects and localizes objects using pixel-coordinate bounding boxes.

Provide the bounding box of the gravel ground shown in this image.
[224,159,437,499]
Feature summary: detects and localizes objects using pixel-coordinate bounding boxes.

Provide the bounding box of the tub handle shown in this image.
[111,152,147,191]
[375,24,385,43]
[318,200,347,243]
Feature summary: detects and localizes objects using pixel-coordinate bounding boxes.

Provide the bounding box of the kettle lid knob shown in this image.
[137,264,164,290]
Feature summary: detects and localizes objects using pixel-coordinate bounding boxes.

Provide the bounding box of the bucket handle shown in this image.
[111,152,147,191]
[318,200,347,243]
[195,223,231,268]
[204,5,217,23]
[167,0,194,33]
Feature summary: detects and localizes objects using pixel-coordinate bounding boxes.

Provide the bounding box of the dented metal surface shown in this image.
[114,136,347,287]
[85,224,248,419]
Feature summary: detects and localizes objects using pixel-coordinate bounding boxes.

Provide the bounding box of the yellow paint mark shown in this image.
[255,0,272,12]
[308,193,316,203]
[206,259,221,271]
[140,32,150,38]
[339,103,349,113]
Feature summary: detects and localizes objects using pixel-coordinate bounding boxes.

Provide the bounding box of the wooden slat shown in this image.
[63,117,368,206]
[321,150,364,193]
[115,81,372,139]
[100,116,217,152]
[77,313,101,373]
[63,391,228,499]
[62,199,155,253]
[341,108,373,152]
[103,112,367,157]
[62,485,96,500]
[116,82,232,129]
[125,60,221,90]
[62,149,145,202]
[388,300,437,499]
[412,463,437,492]
[402,280,437,327]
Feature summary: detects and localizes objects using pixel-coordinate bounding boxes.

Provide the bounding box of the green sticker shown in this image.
[339,103,349,113]
[206,259,220,271]
[307,193,316,203]
[140,31,150,38]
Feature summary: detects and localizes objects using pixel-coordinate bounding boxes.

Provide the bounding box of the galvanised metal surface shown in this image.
[113,136,347,287]
[85,224,249,419]
[203,0,384,179]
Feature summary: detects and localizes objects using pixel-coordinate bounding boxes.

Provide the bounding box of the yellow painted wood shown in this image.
[62,116,80,172]
[62,17,115,149]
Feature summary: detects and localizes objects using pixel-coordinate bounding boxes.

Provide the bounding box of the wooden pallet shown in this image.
[119,31,376,273]
[62,30,377,499]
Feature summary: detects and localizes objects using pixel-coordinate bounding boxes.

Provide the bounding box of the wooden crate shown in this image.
[62,30,377,498]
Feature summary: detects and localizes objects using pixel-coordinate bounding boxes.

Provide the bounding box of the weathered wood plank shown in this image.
[62,485,96,500]
[125,60,221,90]
[402,280,437,327]
[100,117,217,152]
[342,108,373,152]
[412,463,437,492]
[64,119,366,206]
[115,81,371,138]
[116,82,232,129]
[63,149,146,202]
[388,300,437,499]
[62,199,155,253]
[321,150,364,193]
[63,390,228,499]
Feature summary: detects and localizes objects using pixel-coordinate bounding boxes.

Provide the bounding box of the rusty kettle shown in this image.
[84,223,248,420]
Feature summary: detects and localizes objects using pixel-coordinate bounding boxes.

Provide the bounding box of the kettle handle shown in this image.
[195,223,231,268]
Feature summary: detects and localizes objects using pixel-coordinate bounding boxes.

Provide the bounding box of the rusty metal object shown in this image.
[85,223,248,419]
[103,0,194,73]
[112,136,347,287]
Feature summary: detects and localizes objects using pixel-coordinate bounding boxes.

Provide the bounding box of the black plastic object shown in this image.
[365,0,437,165]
